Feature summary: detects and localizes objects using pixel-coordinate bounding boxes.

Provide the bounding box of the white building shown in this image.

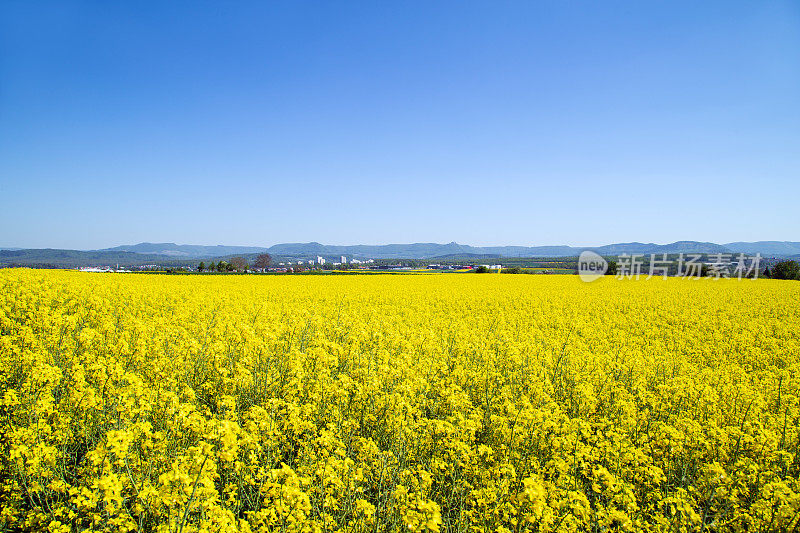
[317,256,325,265]
[341,256,347,264]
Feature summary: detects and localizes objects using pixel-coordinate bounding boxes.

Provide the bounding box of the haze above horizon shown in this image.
[1,1,798,249]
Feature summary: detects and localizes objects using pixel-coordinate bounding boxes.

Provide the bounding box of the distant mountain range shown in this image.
[2,241,798,268]
[256,240,733,259]
[101,243,269,258]
[723,241,800,256]
[101,240,800,260]
[0,249,179,269]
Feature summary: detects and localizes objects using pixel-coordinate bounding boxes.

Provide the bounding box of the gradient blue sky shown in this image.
[1,1,798,249]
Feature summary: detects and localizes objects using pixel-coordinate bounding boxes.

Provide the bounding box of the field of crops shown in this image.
[1,269,799,532]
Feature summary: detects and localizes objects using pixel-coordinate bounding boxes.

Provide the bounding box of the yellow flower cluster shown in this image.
[1,269,799,532]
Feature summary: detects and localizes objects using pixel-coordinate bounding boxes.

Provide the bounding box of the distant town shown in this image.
[78,256,505,274]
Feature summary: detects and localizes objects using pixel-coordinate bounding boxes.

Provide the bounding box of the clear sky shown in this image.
[1,1,798,249]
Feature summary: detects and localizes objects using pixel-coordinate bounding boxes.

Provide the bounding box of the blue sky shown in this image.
[1,1,798,249]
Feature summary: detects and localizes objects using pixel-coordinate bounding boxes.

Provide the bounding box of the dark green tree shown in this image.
[198,261,205,272]
[771,260,800,280]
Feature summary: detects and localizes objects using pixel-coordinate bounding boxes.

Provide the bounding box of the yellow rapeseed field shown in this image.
[1,269,799,532]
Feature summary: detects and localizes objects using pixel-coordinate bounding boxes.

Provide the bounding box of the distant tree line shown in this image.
[197,254,272,273]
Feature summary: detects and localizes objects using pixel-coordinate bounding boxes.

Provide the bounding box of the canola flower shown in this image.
[1,269,799,532]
